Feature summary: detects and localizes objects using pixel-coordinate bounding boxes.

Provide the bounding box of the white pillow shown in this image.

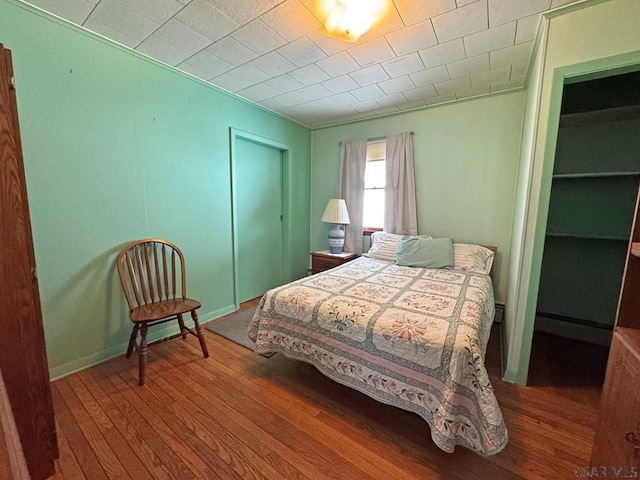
[453,244,494,274]
[364,232,403,261]
[365,232,432,262]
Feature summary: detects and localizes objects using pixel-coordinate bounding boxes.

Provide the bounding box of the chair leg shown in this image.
[126,324,139,359]
[138,322,148,386]
[177,314,187,339]
[191,310,209,358]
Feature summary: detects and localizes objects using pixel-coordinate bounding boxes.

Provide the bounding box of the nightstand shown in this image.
[310,250,358,274]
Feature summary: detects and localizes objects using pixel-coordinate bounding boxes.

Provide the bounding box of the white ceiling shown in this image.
[24,0,579,128]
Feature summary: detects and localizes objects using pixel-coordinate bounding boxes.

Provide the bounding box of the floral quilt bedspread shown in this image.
[247,256,507,455]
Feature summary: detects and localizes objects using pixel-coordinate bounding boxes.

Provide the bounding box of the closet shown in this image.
[536,71,640,342]
[0,44,58,479]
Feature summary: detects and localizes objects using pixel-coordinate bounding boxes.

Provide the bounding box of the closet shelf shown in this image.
[560,104,640,127]
[631,242,640,258]
[552,171,640,179]
[546,232,629,241]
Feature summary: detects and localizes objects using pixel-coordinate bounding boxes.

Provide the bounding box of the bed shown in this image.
[247,235,507,456]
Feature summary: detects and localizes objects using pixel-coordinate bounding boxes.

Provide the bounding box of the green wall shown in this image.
[311,91,527,304]
[507,0,640,384]
[0,0,311,379]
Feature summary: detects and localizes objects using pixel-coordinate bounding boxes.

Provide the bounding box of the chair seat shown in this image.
[130,298,201,322]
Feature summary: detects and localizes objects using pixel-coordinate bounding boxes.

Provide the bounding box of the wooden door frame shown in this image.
[229,128,292,310]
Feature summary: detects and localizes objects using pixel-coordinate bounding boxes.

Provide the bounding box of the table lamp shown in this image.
[321,198,351,254]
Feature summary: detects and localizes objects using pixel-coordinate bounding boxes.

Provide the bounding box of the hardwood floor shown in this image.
[48,303,609,480]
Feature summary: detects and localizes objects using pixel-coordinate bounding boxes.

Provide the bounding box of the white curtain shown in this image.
[338,139,367,254]
[384,131,417,235]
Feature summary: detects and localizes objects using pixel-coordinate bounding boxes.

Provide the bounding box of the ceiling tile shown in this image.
[464,22,515,57]
[456,85,491,99]
[277,37,327,67]
[515,13,541,44]
[264,73,304,92]
[510,65,528,82]
[378,75,415,94]
[376,93,408,107]
[206,0,272,24]
[251,51,296,76]
[447,53,489,79]
[137,35,191,66]
[175,0,238,41]
[210,72,255,92]
[402,85,438,101]
[83,17,139,48]
[385,19,438,57]
[488,0,551,27]
[87,0,161,44]
[382,52,425,78]
[258,96,291,110]
[232,19,286,55]
[260,0,322,42]
[489,41,533,69]
[426,93,457,105]
[306,32,351,56]
[410,65,450,87]
[152,19,213,56]
[434,76,471,95]
[316,51,360,77]
[357,3,405,42]
[303,92,357,109]
[372,105,399,115]
[296,84,334,101]
[178,50,233,79]
[393,0,456,27]
[27,0,95,25]
[322,74,360,94]
[206,37,257,66]
[432,0,488,44]
[470,65,511,88]
[351,99,381,113]
[288,64,331,86]
[551,0,578,7]
[124,0,184,22]
[351,84,385,101]
[228,63,272,83]
[490,79,523,92]
[398,99,427,110]
[236,82,281,102]
[349,64,390,87]
[418,39,465,69]
[348,36,396,68]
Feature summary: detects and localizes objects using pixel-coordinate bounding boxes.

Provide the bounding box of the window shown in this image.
[363,140,386,230]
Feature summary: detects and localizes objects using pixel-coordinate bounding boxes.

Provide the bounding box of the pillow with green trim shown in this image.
[396,236,454,268]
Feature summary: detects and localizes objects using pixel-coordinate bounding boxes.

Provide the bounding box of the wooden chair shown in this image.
[116,239,209,385]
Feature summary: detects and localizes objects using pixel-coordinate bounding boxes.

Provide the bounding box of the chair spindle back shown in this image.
[117,239,187,311]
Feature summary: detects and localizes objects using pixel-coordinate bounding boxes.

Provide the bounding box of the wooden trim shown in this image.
[0,368,29,480]
[362,228,382,236]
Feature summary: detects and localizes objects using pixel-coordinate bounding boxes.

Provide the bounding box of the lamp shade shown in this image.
[321,199,350,225]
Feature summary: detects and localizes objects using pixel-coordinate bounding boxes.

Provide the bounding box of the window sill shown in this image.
[363,228,382,236]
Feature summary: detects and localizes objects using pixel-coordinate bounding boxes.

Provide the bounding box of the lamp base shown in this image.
[328,224,345,254]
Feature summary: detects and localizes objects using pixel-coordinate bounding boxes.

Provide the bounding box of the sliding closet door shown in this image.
[235,138,283,303]
[0,44,58,480]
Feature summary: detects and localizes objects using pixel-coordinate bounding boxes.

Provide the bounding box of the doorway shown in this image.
[230,129,292,308]
[532,70,640,385]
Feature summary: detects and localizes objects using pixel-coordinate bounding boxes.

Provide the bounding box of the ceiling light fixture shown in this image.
[321,0,387,43]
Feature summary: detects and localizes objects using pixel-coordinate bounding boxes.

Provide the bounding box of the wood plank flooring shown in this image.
[49,302,609,480]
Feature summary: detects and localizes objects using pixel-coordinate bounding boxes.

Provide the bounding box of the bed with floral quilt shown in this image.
[247,237,507,456]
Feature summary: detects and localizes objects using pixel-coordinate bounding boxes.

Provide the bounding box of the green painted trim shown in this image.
[2,0,309,130]
[544,0,613,19]
[48,303,236,380]
[229,128,293,310]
